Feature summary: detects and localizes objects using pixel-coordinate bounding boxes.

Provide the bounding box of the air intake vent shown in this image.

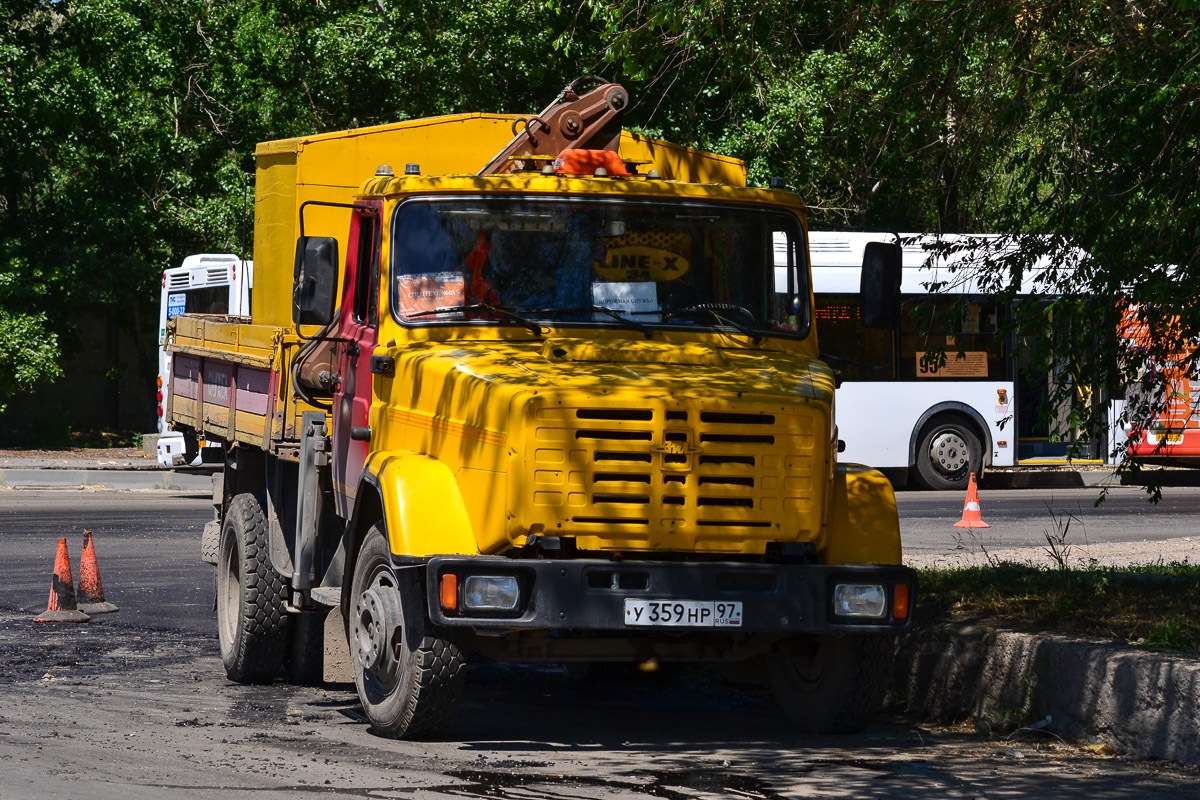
[701,412,774,425]
[527,400,818,544]
[577,430,653,441]
[576,409,653,421]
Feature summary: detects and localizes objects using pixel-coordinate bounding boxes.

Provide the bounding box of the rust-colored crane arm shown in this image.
[478,78,629,176]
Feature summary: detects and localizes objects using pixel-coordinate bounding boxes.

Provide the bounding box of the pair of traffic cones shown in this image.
[34,531,119,623]
[953,473,990,528]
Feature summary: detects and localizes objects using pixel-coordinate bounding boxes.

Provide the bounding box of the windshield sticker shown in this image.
[396,272,466,319]
[166,293,187,319]
[596,231,691,281]
[591,281,660,315]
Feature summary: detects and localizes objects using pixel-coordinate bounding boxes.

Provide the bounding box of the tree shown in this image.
[571,0,1200,485]
[0,0,597,431]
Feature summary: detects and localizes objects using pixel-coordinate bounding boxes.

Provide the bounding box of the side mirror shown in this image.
[293,236,338,326]
[859,240,902,329]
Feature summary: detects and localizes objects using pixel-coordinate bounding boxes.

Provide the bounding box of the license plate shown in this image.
[623,599,743,628]
[1164,432,1184,443]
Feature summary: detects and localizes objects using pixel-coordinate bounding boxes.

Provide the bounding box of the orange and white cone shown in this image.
[953,473,990,528]
[34,538,91,623]
[78,531,118,615]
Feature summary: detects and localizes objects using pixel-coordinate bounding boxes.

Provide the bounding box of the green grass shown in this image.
[916,561,1200,656]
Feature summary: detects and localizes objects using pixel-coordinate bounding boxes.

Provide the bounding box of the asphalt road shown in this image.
[897,485,1200,566]
[4,485,1199,631]
[2,486,1199,798]
[0,488,215,633]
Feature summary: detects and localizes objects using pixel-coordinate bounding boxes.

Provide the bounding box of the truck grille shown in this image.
[517,402,823,552]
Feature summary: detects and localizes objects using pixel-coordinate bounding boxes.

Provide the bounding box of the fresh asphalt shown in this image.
[0,489,214,634]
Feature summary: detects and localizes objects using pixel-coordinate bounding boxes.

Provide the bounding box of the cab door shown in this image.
[332,203,382,518]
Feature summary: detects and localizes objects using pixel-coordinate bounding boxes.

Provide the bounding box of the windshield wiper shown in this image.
[408,303,544,337]
[523,306,653,338]
[658,304,763,344]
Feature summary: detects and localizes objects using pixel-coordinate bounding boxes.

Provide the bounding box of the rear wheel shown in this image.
[350,524,465,739]
[913,415,983,491]
[216,493,289,683]
[767,634,891,734]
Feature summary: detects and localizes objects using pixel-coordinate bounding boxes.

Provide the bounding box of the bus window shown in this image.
[167,286,229,318]
[814,295,894,380]
[900,298,1009,380]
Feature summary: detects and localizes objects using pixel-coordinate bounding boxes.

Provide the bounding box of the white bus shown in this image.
[807,231,1107,490]
[156,254,252,465]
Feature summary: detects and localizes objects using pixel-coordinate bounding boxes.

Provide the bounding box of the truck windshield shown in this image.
[390,197,809,338]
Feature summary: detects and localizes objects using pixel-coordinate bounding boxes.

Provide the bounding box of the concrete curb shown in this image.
[892,624,1200,765]
[0,468,212,491]
[979,470,1119,489]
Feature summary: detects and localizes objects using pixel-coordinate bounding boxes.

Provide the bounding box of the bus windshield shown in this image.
[390,197,809,338]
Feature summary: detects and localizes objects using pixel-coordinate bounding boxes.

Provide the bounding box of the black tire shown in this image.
[767,634,892,734]
[217,493,289,683]
[286,610,326,685]
[350,524,465,739]
[200,520,220,565]
[912,415,983,491]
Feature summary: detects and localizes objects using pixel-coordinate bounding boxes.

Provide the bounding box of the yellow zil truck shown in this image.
[167,79,914,738]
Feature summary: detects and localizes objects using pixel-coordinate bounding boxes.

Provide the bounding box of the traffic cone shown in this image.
[78,530,118,615]
[34,538,91,623]
[954,473,990,528]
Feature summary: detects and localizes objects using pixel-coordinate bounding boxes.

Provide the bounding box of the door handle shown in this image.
[370,355,395,375]
[350,426,371,441]
[346,343,361,358]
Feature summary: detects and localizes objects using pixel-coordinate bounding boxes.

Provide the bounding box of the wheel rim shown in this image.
[216,533,239,650]
[929,430,969,476]
[354,567,405,689]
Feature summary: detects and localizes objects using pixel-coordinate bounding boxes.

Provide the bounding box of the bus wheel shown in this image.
[350,524,464,739]
[767,634,891,734]
[913,416,982,491]
[217,493,289,682]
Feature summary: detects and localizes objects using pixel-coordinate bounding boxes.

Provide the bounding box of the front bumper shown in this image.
[425,557,916,634]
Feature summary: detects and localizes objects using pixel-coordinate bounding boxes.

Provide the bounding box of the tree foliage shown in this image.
[1,0,1197,474]
[0,0,589,419]
[569,0,1200,478]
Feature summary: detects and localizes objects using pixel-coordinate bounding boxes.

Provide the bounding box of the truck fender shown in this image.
[352,450,479,561]
[822,464,902,566]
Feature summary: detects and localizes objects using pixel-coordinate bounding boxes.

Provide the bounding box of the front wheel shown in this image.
[912,416,983,491]
[216,493,289,683]
[350,524,465,739]
[767,634,892,734]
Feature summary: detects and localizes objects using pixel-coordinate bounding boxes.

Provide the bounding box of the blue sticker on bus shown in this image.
[167,293,186,319]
